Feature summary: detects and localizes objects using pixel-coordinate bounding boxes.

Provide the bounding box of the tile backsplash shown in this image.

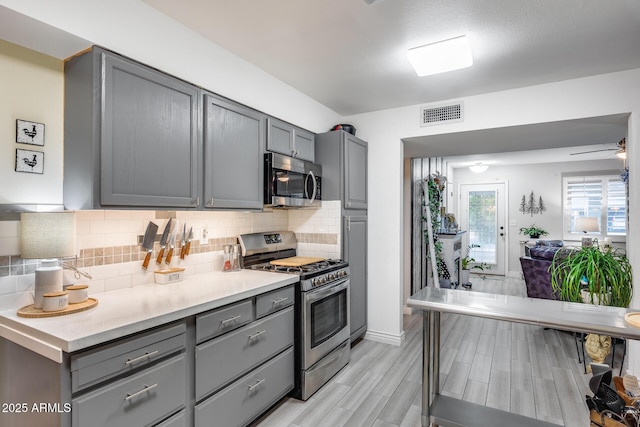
[0,201,341,310]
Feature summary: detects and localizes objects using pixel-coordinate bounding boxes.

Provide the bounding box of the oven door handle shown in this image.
[305,278,349,303]
[304,171,317,202]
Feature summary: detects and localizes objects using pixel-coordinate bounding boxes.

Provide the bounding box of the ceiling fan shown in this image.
[570,138,626,158]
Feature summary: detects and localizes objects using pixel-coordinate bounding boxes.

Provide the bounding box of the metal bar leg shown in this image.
[432,311,440,427]
[422,311,431,427]
[621,339,626,376]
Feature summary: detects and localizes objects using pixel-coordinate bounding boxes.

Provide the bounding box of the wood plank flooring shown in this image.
[252,276,624,426]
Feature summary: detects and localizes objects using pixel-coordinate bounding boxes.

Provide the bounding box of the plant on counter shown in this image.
[550,241,633,308]
[519,224,549,239]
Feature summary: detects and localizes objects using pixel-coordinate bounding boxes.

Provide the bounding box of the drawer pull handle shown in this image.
[125,350,159,366]
[248,330,266,342]
[247,378,266,392]
[272,297,288,305]
[124,383,158,401]
[220,315,242,326]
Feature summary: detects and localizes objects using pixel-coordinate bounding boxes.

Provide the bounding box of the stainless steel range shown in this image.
[238,231,350,401]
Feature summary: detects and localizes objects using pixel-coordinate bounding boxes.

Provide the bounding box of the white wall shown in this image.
[347,69,640,365]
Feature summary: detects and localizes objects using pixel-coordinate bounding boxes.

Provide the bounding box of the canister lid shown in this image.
[42,291,68,297]
[65,284,88,290]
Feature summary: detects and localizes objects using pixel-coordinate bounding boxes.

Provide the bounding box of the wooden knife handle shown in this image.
[185,241,192,256]
[156,247,165,264]
[180,244,186,260]
[142,250,152,270]
[165,247,174,264]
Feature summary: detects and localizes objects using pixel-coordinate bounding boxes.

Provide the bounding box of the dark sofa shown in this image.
[519,241,564,300]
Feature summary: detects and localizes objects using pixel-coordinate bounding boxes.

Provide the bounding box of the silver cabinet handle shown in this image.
[193,197,200,206]
[220,315,241,326]
[206,198,215,207]
[125,350,159,366]
[248,330,266,342]
[272,297,288,306]
[247,378,266,392]
[125,383,158,401]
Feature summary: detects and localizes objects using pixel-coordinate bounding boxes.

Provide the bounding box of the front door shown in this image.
[459,183,507,276]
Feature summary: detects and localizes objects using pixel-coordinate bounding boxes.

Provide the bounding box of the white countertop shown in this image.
[0,270,297,362]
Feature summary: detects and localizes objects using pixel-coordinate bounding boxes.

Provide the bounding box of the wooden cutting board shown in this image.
[270,256,325,267]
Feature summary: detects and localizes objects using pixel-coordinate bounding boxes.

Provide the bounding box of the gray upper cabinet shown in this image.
[203,94,265,210]
[315,130,368,210]
[64,48,200,209]
[64,47,201,209]
[266,117,315,162]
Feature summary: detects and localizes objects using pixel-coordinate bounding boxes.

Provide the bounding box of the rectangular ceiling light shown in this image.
[407,35,473,77]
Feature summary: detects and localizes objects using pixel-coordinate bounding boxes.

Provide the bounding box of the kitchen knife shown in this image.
[155,218,173,264]
[180,223,187,259]
[165,219,178,264]
[141,221,158,270]
[185,226,194,256]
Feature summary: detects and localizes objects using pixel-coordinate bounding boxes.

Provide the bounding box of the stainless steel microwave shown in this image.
[264,153,322,208]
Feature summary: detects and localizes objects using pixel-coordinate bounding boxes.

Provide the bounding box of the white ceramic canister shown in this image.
[34,259,63,309]
[41,291,69,312]
[65,284,89,304]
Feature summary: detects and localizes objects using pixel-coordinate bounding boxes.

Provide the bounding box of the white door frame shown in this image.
[458,181,509,276]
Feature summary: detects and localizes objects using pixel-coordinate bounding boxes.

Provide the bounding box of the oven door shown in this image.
[302,278,350,369]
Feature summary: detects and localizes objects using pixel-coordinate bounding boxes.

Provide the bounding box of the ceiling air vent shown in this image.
[420,102,464,127]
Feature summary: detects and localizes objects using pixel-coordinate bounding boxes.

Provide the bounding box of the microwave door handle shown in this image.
[305,171,317,201]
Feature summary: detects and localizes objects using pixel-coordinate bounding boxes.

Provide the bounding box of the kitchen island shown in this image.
[0,270,298,427]
[406,286,640,427]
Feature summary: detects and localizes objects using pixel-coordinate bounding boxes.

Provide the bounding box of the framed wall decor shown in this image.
[16,119,45,146]
[15,148,44,174]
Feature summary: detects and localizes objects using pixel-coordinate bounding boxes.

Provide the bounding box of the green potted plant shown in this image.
[460,244,491,285]
[550,242,632,308]
[519,224,549,239]
[550,241,632,371]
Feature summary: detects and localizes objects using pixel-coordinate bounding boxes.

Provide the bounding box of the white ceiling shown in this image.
[144,0,640,117]
[1,1,637,162]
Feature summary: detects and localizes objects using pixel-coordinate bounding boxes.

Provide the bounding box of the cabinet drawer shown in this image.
[156,409,186,427]
[255,285,294,318]
[71,321,186,393]
[196,306,293,400]
[195,347,294,427]
[196,299,254,344]
[72,354,186,427]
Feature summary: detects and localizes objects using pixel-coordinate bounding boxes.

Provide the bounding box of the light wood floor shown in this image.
[252,276,625,427]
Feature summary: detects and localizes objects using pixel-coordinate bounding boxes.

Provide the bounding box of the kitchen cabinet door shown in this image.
[64,47,201,209]
[203,94,265,209]
[266,117,315,162]
[315,130,368,210]
[294,127,315,163]
[343,212,367,341]
[344,133,368,210]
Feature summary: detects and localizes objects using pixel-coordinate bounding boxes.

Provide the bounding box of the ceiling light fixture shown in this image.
[469,163,489,173]
[407,35,473,77]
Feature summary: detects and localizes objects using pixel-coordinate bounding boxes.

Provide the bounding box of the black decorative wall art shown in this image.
[15,148,44,174]
[16,119,45,146]
[519,191,546,216]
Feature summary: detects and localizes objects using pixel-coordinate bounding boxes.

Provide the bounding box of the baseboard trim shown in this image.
[364,329,405,346]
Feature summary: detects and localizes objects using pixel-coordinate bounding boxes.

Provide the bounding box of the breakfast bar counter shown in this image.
[406,287,640,427]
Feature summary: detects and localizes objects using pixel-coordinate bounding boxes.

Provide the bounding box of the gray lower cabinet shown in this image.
[195,306,294,400]
[0,285,295,427]
[64,46,201,210]
[266,117,315,162]
[203,93,265,209]
[315,130,367,210]
[72,354,187,427]
[344,213,368,341]
[195,347,294,427]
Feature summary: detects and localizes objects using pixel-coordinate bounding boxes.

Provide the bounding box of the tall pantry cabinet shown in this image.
[315,130,368,342]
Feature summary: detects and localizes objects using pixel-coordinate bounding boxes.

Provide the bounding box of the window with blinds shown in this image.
[563,173,627,241]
